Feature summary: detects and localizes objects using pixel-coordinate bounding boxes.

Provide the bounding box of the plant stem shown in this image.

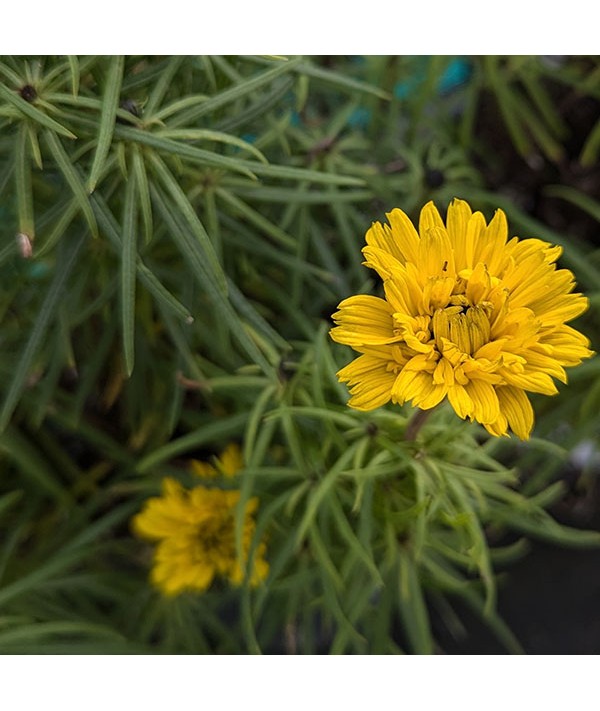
[404,407,434,442]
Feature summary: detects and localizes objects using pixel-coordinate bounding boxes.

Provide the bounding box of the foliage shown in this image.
[0,55,599,654]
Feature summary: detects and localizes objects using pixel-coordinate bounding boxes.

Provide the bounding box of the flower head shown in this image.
[330,199,594,439]
[132,447,268,596]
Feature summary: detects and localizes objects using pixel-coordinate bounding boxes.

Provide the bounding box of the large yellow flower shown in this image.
[132,448,268,596]
[330,199,593,439]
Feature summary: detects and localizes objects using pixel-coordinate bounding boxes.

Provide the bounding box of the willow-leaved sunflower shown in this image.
[330,199,593,439]
[132,447,268,596]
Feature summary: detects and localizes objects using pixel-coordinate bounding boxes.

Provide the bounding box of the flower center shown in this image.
[432,303,491,356]
[195,516,233,556]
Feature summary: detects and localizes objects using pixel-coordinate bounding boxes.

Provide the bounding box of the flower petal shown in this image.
[497,386,534,440]
[331,295,401,347]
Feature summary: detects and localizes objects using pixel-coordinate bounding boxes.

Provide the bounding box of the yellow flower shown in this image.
[132,474,268,596]
[330,199,594,439]
[190,443,244,479]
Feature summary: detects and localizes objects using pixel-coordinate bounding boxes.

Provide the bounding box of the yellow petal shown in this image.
[330,295,400,347]
[386,207,421,264]
[446,198,472,270]
[497,386,534,440]
[479,208,508,274]
[337,354,397,411]
[419,226,454,279]
[418,201,445,236]
[465,378,500,424]
[448,384,473,419]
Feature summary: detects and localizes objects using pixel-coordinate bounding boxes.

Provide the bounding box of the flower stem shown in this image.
[404,407,434,441]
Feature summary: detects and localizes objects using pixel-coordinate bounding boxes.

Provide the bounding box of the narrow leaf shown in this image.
[0,233,86,431]
[90,189,193,323]
[148,152,226,293]
[0,427,71,504]
[137,262,193,324]
[216,187,296,249]
[130,144,153,244]
[67,55,80,96]
[14,123,35,240]
[26,122,43,170]
[0,82,76,138]
[397,550,434,654]
[44,130,98,238]
[294,60,392,99]
[580,118,600,167]
[167,57,301,128]
[114,125,257,179]
[156,128,268,163]
[149,181,271,373]
[88,55,124,192]
[121,171,138,376]
[136,412,249,473]
[544,184,600,224]
[144,56,184,116]
[215,76,294,133]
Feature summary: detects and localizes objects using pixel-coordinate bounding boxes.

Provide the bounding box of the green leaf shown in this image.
[513,91,564,162]
[227,278,289,352]
[136,412,249,473]
[242,384,277,468]
[35,197,80,258]
[148,152,226,293]
[0,233,86,431]
[148,95,210,123]
[0,427,72,504]
[90,190,193,323]
[544,184,600,224]
[67,55,80,96]
[492,505,600,548]
[397,549,434,654]
[0,548,87,610]
[144,56,184,116]
[216,187,296,249]
[484,57,531,159]
[136,261,193,324]
[115,125,365,186]
[26,122,43,170]
[44,130,98,238]
[88,55,124,192]
[130,144,153,244]
[0,491,23,519]
[580,118,600,167]
[14,123,35,239]
[0,82,76,139]
[223,184,372,204]
[149,170,272,372]
[245,56,391,99]
[0,61,23,88]
[234,159,365,186]
[121,168,138,377]
[0,621,126,650]
[215,76,294,134]
[295,444,358,545]
[167,57,301,128]
[156,128,268,164]
[114,126,257,179]
[294,61,392,100]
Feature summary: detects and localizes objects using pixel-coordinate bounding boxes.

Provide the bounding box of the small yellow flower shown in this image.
[132,451,268,596]
[330,199,594,439]
[190,443,244,479]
